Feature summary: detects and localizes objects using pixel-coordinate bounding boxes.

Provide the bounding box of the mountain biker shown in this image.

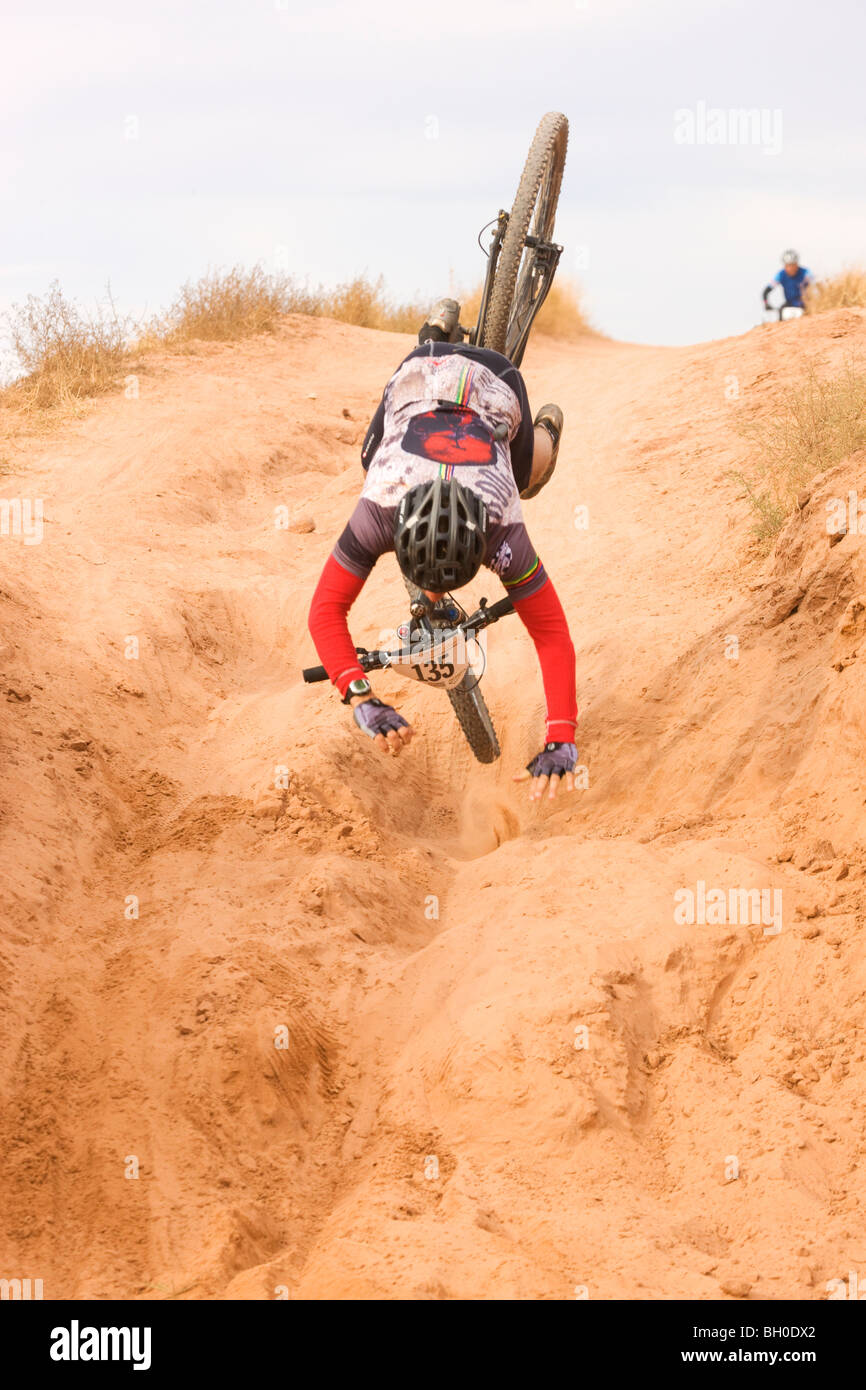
[763,249,813,313]
[307,298,578,802]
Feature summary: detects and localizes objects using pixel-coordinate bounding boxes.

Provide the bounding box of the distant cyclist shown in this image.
[307,298,578,801]
[763,249,813,314]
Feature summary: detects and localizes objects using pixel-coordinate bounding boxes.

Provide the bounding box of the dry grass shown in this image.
[805,268,866,314]
[154,267,428,342]
[0,267,425,417]
[534,278,595,337]
[2,281,131,411]
[731,360,866,548]
[323,275,427,333]
[153,264,317,342]
[1,264,590,421]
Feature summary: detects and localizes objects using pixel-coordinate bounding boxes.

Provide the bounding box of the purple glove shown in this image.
[353,697,409,739]
[526,742,578,778]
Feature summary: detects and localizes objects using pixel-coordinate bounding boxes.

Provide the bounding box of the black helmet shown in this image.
[394,477,488,590]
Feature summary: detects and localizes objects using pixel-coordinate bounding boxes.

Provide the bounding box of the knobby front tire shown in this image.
[400,577,501,764]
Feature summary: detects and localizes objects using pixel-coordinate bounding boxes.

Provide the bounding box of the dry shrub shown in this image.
[731,360,866,548]
[0,267,426,416]
[455,276,592,341]
[2,281,131,411]
[0,263,591,421]
[534,279,594,337]
[458,283,483,330]
[322,274,426,332]
[156,266,427,341]
[155,264,320,342]
[805,268,866,314]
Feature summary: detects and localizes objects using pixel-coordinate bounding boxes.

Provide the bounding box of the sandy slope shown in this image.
[1,310,865,1300]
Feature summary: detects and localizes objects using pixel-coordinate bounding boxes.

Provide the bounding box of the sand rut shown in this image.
[3,312,866,1298]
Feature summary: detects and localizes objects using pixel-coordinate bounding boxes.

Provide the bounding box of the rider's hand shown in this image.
[513,741,578,802]
[351,695,414,756]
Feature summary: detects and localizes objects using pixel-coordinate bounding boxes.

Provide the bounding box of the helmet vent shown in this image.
[394,478,488,590]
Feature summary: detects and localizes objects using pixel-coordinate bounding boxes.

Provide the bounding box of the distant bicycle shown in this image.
[762,251,811,324]
[762,299,805,324]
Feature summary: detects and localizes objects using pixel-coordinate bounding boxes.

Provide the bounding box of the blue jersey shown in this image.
[775,266,812,306]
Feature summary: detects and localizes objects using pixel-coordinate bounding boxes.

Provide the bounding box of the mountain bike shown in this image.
[303,113,569,763]
[303,592,517,763]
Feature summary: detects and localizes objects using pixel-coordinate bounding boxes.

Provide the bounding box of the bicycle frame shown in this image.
[468,212,563,365]
[506,232,563,366]
[469,211,508,347]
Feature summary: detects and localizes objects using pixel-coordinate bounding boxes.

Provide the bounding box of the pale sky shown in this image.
[2,0,864,350]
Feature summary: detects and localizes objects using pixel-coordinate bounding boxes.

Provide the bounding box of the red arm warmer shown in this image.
[512,577,578,742]
[308,555,368,697]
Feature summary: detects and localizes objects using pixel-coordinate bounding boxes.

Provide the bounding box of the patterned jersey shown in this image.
[335,345,547,600]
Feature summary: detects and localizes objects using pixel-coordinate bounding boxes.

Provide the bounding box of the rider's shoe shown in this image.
[419,298,462,345]
[521,404,564,498]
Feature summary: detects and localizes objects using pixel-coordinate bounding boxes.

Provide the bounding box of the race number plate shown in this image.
[386,624,475,690]
[400,654,467,689]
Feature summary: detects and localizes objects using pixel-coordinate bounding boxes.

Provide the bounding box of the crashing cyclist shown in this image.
[307,298,578,802]
[763,248,813,315]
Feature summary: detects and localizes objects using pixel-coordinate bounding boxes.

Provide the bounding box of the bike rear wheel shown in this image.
[482,111,568,367]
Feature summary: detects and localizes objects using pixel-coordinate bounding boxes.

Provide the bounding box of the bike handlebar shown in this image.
[476,595,515,624]
[301,595,516,684]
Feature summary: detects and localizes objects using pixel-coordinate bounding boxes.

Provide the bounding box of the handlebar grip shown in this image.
[486,596,515,621]
[302,646,382,685]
